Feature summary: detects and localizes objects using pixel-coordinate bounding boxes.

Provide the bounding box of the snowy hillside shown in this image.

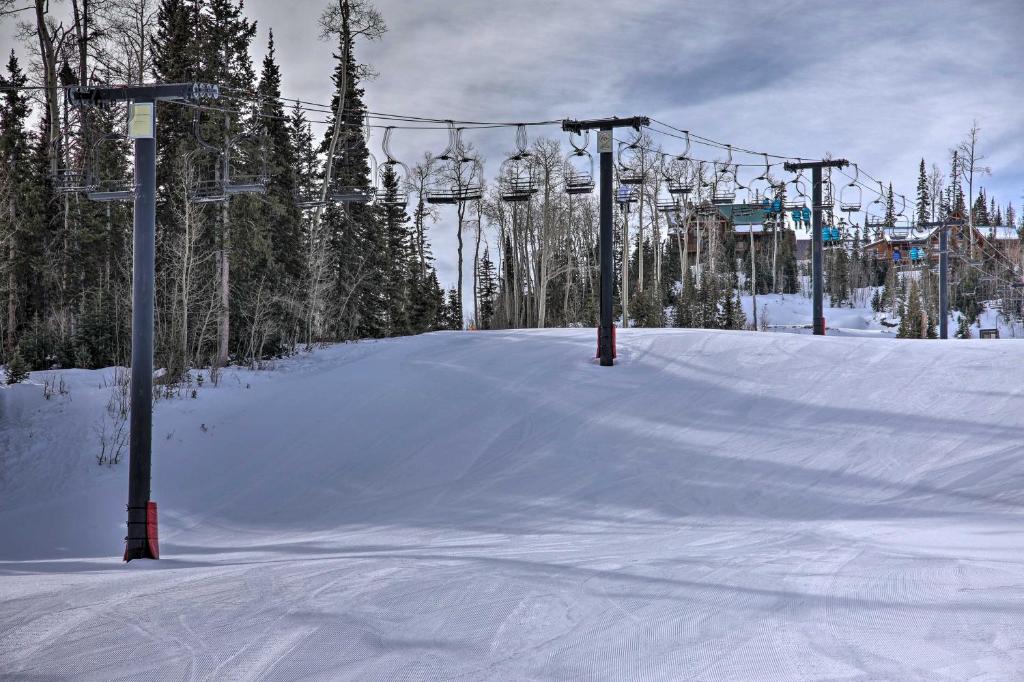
[2,330,1024,680]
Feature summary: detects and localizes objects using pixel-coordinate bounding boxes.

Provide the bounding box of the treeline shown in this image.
[0,0,459,374]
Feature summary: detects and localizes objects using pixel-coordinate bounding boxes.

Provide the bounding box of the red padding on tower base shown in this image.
[147,501,160,559]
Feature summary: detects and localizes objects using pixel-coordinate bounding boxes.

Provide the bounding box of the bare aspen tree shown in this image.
[957,121,991,257]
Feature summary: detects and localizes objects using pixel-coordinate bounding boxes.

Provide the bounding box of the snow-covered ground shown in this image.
[743,288,1024,339]
[2,329,1024,680]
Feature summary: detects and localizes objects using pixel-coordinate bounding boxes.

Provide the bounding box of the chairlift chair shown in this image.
[617,129,646,185]
[656,178,679,215]
[376,127,411,210]
[565,130,595,194]
[616,184,637,207]
[564,152,595,194]
[747,154,775,208]
[785,174,808,210]
[86,133,134,202]
[427,157,483,205]
[840,164,863,213]
[662,133,695,195]
[499,126,538,202]
[711,146,737,205]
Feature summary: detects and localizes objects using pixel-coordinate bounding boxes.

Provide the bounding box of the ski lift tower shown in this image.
[562,116,649,366]
[783,159,849,336]
[69,82,221,561]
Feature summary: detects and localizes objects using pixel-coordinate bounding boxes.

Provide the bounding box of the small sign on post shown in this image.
[597,130,613,154]
[128,101,155,139]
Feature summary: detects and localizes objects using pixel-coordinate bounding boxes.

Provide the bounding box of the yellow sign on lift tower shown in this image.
[128,101,155,139]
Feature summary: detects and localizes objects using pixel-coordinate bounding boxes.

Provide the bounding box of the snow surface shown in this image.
[3,329,1024,680]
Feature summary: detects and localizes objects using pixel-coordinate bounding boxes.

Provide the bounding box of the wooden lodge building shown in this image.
[863,223,1021,267]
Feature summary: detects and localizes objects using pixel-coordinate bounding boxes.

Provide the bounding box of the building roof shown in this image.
[716,203,771,226]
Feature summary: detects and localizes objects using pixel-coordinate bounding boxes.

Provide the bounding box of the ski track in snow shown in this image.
[2,328,1024,680]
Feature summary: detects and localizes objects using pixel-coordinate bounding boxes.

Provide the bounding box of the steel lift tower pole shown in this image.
[562,117,649,366]
[783,159,849,336]
[70,83,220,560]
[917,217,965,339]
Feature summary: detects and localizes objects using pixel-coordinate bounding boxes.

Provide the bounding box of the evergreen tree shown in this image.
[256,31,305,304]
[0,52,40,359]
[897,280,925,338]
[319,1,379,340]
[632,283,664,328]
[4,347,29,384]
[972,189,990,226]
[884,183,896,225]
[378,163,413,336]
[956,314,972,338]
[826,247,850,307]
[717,274,745,330]
[695,269,720,329]
[407,267,444,334]
[477,247,498,330]
[673,266,696,328]
[915,158,930,225]
[949,150,966,217]
[445,285,462,330]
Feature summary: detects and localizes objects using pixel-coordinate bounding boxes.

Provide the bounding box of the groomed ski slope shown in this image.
[2,329,1024,680]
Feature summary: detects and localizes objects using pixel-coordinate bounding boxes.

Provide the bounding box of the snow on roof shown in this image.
[734,224,766,234]
[981,226,1020,241]
[876,226,935,243]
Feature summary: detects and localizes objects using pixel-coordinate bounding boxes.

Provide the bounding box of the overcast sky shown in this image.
[4,0,1023,295]
[257,0,1024,293]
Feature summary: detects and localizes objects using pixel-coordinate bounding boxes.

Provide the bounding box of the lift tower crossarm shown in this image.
[561,116,650,134]
[560,116,649,366]
[782,159,849,336]
[67,82,220,106]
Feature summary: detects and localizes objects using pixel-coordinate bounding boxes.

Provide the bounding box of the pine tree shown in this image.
[884,183,896,225]
[915,159,930,225]
[972,189,990,226]
[949,150,966,217]
[826,247,850,307]
[695,269,720,329]
[319,1,379,340]
[477,247,498,330]
[257,32,304,290]
[4,347,29,384]
[1006,203,1016,231]
[378,163,413,336]
[674,266,696,328]
[897,281,925,338]
[956,314,972,338]
[0,51,39,358]
[445,286,462,330]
